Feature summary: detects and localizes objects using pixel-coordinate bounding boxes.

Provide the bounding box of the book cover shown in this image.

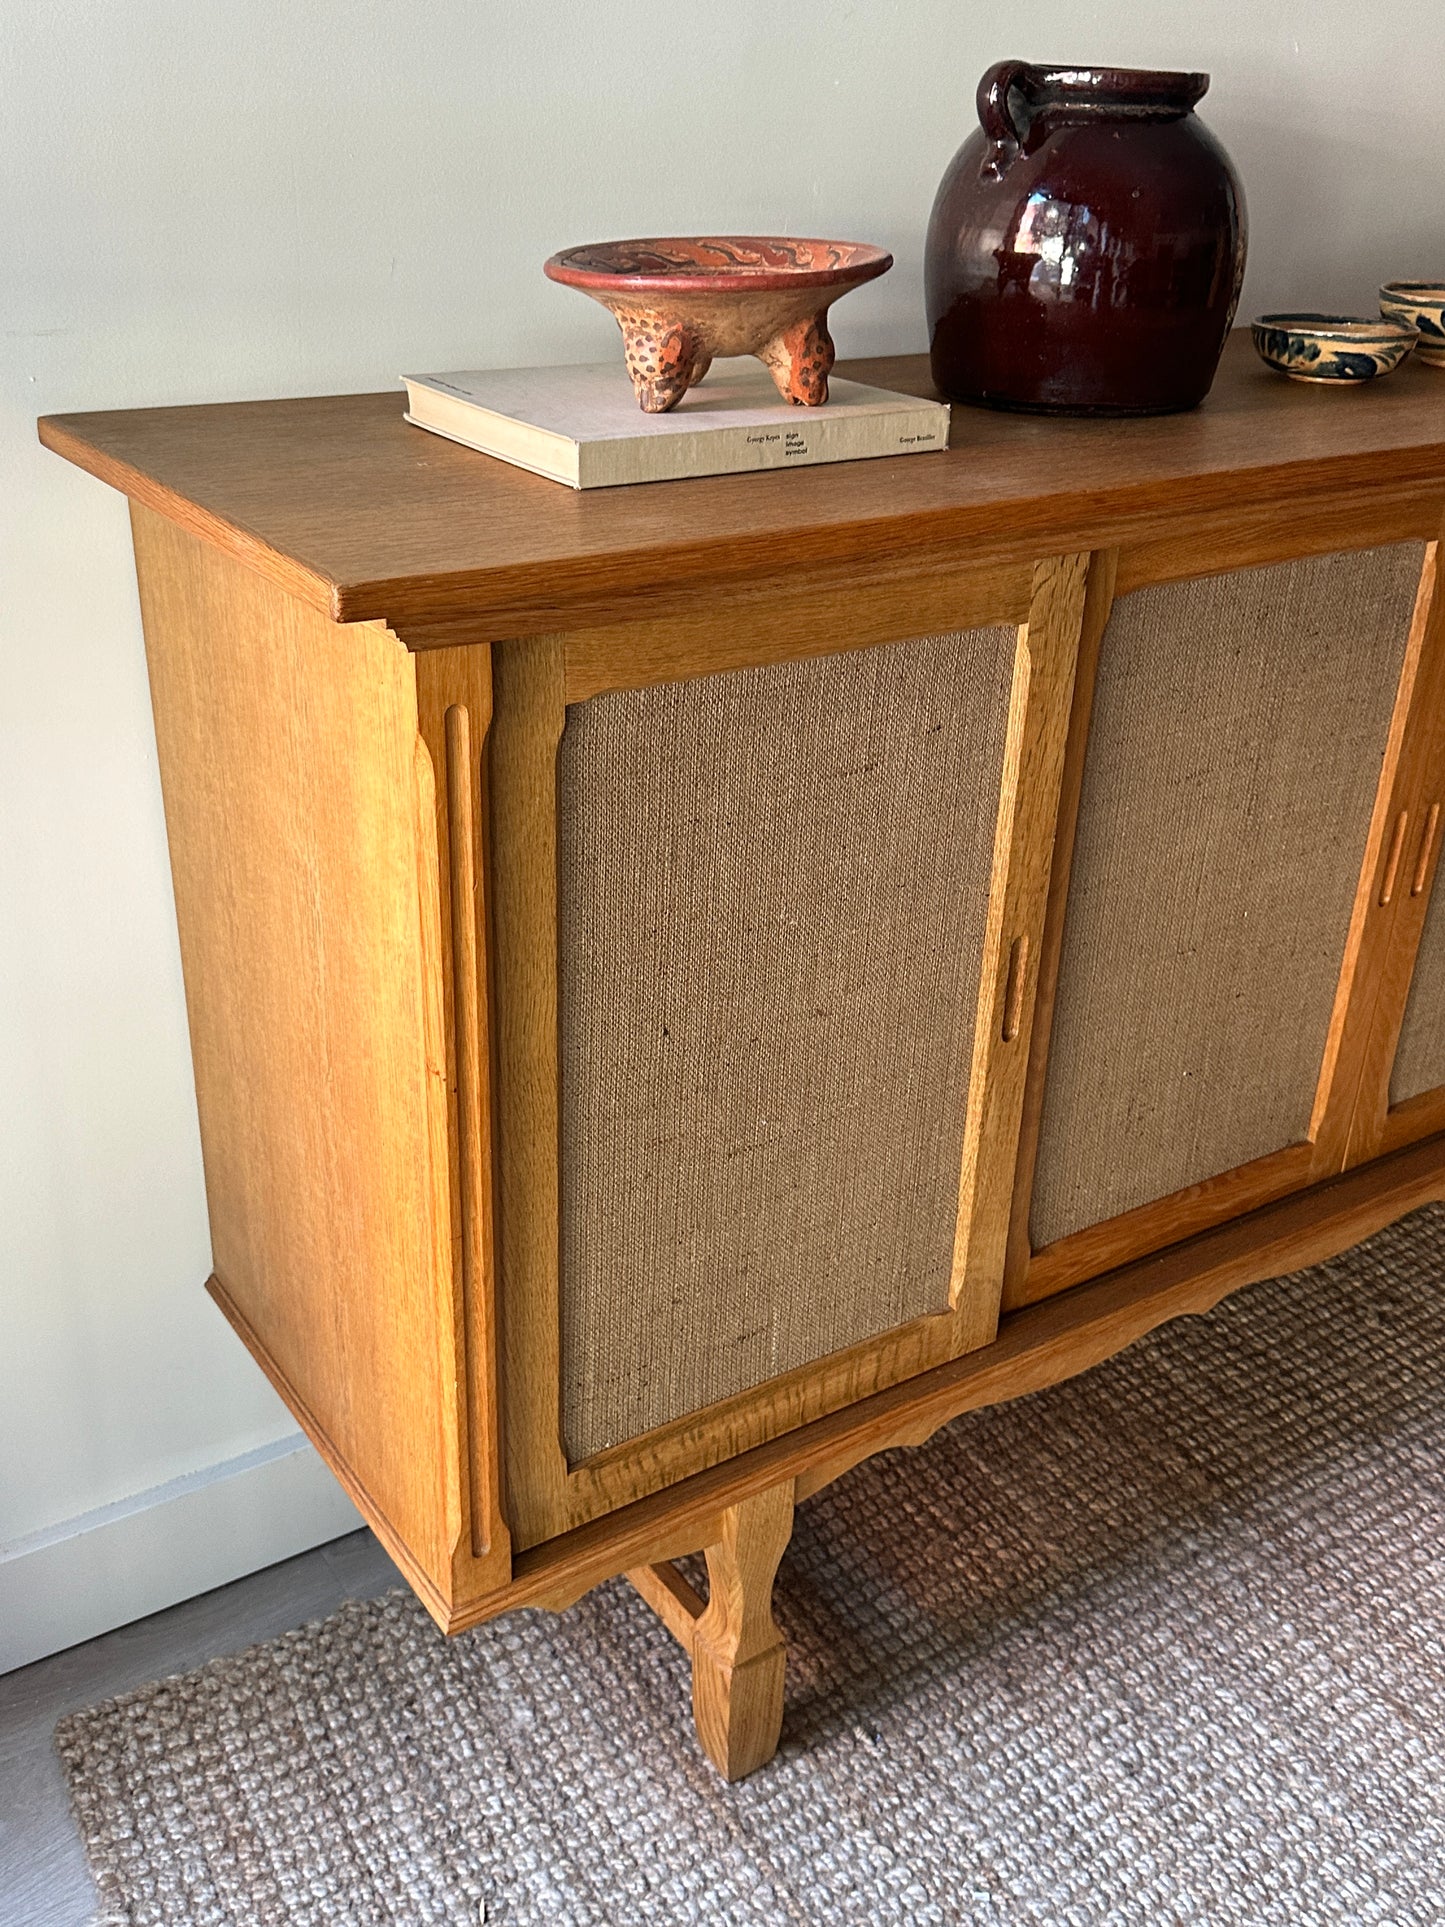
[401,362,950,489]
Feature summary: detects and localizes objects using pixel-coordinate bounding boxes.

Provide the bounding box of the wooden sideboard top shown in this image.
[39,334,1445,636]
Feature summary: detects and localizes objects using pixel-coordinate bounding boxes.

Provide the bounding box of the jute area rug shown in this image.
[58,1206,1445,1926]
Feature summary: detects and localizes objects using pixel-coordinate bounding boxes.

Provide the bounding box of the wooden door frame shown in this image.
[485,553,1090,1549]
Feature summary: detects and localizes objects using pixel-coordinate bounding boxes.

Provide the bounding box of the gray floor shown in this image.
[0,1528,400,1927]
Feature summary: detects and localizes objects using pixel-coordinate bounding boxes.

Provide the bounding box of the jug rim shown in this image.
[978,61,1209,146]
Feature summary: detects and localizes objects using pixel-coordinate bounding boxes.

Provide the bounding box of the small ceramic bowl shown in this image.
[544,235,892,413]
[1380,283,1445,366]
[1251,313,1417,384]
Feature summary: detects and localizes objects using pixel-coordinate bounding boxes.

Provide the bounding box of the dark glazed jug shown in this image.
[926,62,1246,414]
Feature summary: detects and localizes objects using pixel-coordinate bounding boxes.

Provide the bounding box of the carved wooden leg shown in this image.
[691,1482,795,1779]
[626,1479,796,1781]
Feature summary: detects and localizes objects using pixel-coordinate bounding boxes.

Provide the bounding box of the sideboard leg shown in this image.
[689,1480,795,1781]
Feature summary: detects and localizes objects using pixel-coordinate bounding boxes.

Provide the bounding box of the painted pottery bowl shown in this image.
[1380,283,1445,367]
[1250,313,1417,384]
[543,236,892,413]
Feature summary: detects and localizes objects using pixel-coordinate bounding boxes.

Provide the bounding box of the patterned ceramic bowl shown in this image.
[1251,313,1417,384]
[1380,283,1445,367]
[544,235,892,413]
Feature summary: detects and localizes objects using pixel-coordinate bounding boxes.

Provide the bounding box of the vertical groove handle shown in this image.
[1002,935,1028,1042]
[1380,808,1410,906]
[1412,802,1441,896]
[443,702,490,1555]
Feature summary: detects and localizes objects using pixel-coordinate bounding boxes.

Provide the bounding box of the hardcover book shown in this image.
[401,362,950,489]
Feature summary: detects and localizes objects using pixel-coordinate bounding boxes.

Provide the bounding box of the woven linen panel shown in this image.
[1030,542,1424,1253]
[557,626,1015,1460]
[1392,847,1445,1103]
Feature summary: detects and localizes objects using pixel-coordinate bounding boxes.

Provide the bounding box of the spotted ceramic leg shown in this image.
[619,316,708,412]
[690,1482,795,1780]
[757,311,836,405]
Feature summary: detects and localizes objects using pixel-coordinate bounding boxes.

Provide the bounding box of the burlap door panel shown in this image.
[557,626,1014,1462]
[1031,542,1424,1252]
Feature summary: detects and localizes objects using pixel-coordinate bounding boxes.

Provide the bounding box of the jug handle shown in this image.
[977,59,1033,148]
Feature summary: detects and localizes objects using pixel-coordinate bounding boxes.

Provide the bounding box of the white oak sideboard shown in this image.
[41,336,1445,1777]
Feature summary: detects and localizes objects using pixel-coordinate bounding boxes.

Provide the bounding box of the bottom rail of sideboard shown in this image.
[207,1128,1445,1637]
[489,1128,1445,1627]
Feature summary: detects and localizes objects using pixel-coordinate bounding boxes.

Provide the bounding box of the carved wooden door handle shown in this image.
[1380,809,1410,906]
[1411,802,1441,897]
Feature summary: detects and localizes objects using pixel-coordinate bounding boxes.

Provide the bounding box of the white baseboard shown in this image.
[0,1435,362,1673]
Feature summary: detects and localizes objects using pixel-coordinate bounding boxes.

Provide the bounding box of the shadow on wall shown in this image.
[1220,96,1437,320]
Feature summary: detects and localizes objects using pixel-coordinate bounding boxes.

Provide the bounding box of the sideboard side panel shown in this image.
[129,505,461,1607]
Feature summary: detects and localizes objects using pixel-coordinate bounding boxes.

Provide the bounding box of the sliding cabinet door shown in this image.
[1006,531,1435,1311]
[488,555,1091,1548]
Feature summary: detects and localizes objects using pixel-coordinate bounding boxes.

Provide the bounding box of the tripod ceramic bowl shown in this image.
[544,236,892,413]
[1251,313,1417,384]
[1380,283,1445,367]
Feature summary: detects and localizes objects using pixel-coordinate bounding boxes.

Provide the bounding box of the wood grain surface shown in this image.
[1002,550,1118,1302]
[129,506,466,1605]
[688,1483,795,1780]
[413,648,513,1591]
[39,338,1445,636]
[947,552,1089,1335]
[486,633,571,1548]
[1345,524,1445,1161]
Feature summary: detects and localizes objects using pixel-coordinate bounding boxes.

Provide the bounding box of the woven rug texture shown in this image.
[56,1205,1445,1926]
